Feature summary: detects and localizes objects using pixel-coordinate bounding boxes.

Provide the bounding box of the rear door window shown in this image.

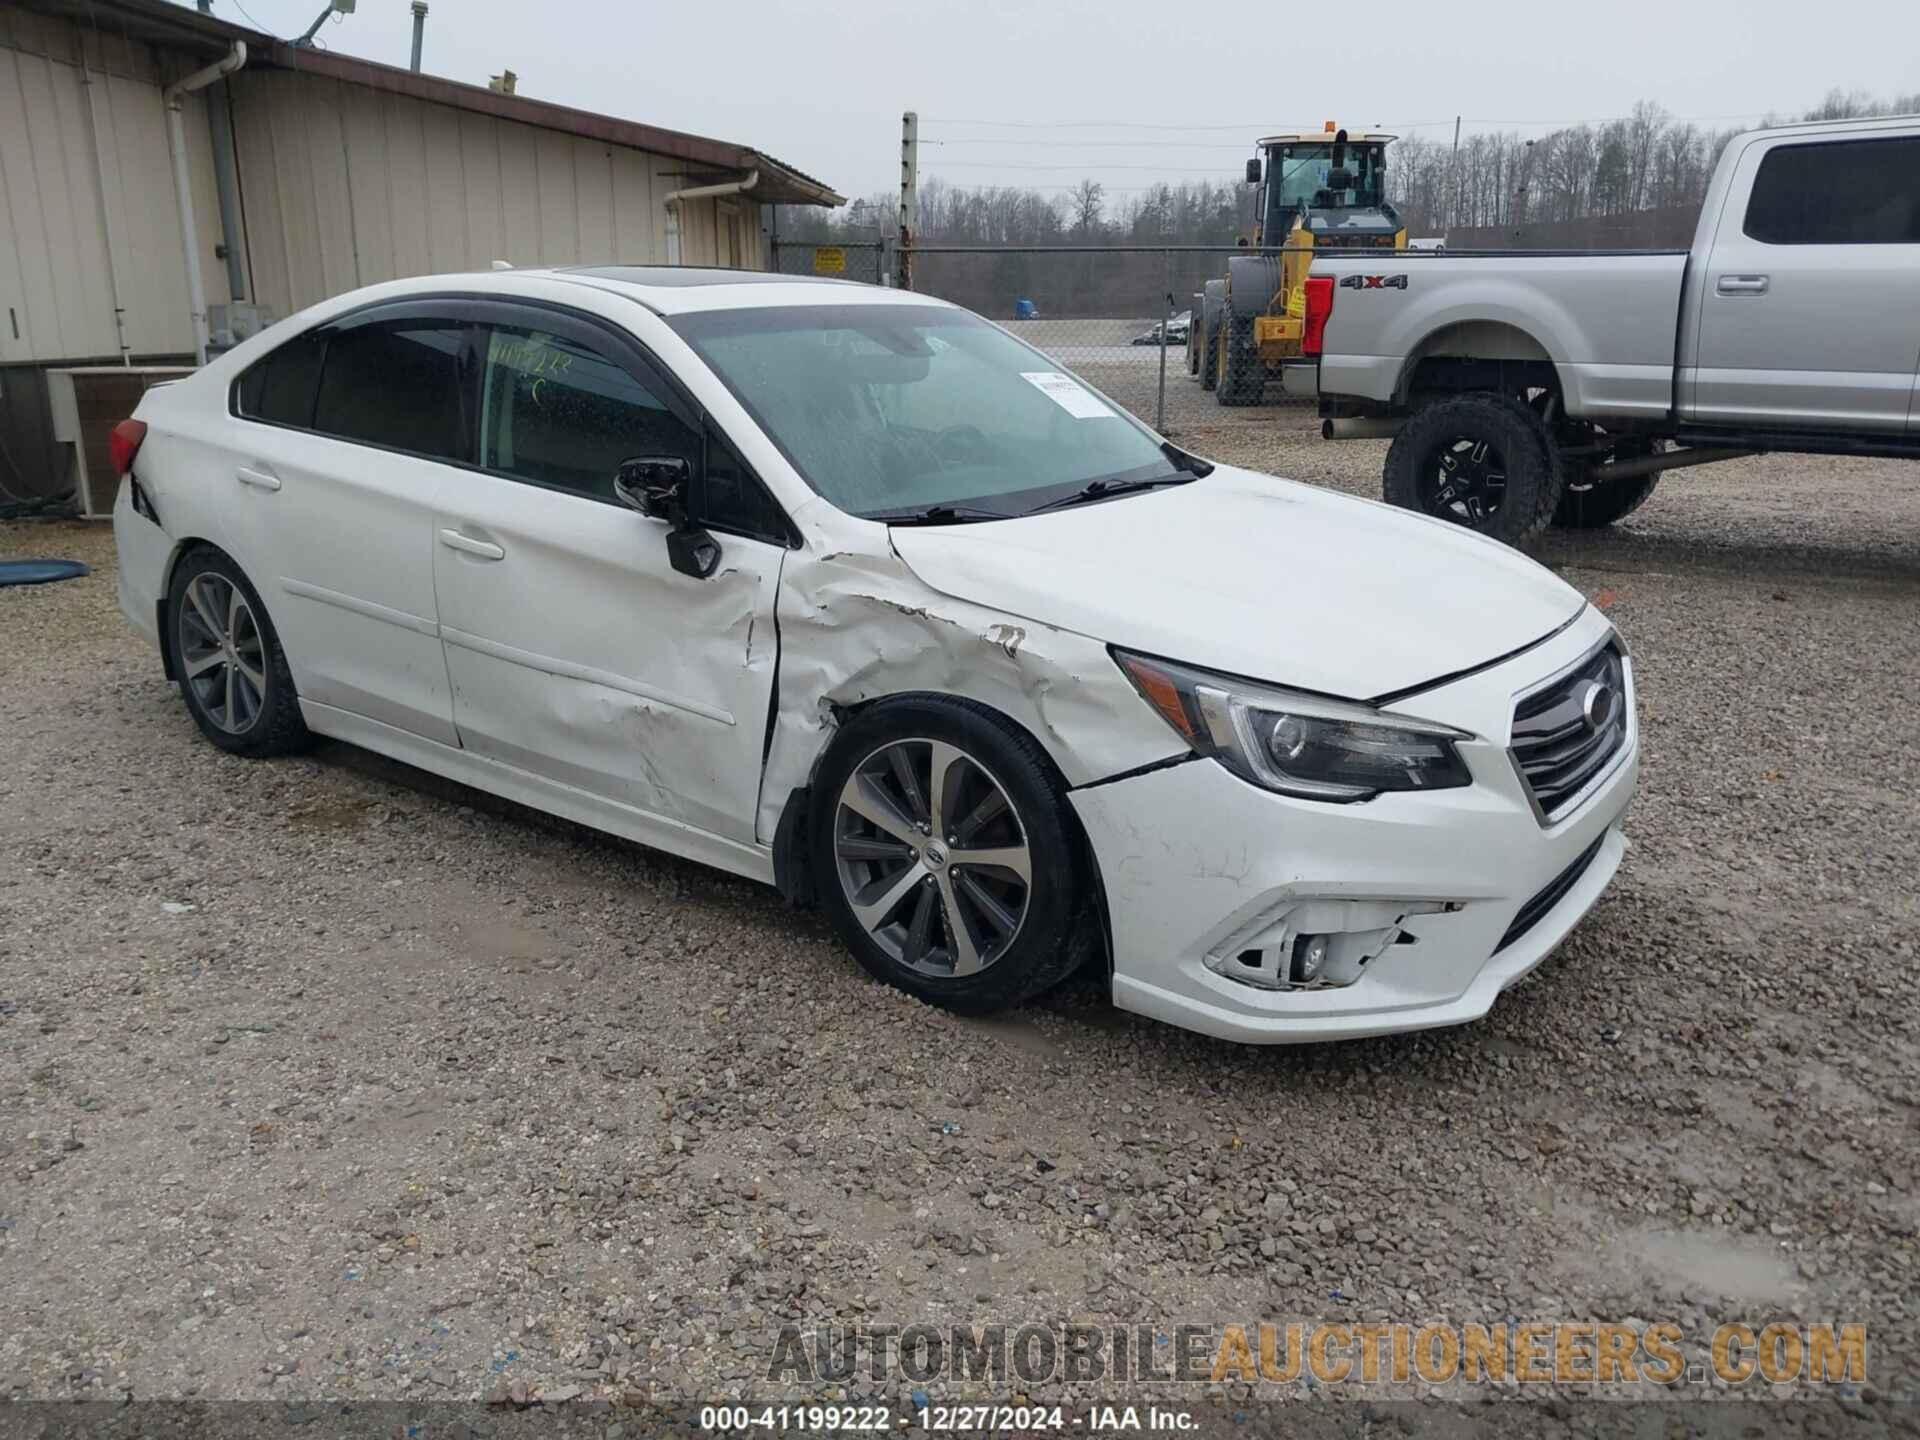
[311,318,470,460]
[1742,135,1920,245]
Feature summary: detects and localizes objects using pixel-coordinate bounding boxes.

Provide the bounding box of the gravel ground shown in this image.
[2,390,1917,1426]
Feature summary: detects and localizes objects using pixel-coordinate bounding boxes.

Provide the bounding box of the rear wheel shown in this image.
[168,547,311,757]
[1200,281,1225,392]
[1553,434,1665,528]
[1217,314,1264,406]
[1186,291,1203,376]
[1383,393,1563,547]
[809,697,1088,1015]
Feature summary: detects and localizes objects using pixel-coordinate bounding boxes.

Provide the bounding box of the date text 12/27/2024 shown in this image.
[698,1405,1199,1431]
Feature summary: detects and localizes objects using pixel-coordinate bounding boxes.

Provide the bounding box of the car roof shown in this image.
[545,265,939,315]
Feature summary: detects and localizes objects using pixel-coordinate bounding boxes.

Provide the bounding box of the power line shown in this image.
[925,109,1775,139]
[929,160,1245,174]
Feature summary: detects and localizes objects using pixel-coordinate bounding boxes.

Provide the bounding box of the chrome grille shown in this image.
[1509,640,1629,823]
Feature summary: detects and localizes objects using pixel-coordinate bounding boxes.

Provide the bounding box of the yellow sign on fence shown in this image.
[813,246,847,275]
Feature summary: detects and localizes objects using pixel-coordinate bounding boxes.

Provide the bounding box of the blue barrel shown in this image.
[1014,298,1036,320]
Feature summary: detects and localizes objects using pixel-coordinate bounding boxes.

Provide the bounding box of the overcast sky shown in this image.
[193,0,1917,206]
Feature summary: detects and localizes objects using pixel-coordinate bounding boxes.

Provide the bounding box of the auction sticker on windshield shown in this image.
[1021,371,1113,419]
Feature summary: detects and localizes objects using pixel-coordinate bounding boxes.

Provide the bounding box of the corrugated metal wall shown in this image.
[228,69,761,317]
[0,8,226,365]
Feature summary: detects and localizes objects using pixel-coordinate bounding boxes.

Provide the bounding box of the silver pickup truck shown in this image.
[1308,115,1920,545]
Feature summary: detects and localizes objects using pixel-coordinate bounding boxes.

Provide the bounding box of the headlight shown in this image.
[1113,649,1473,802]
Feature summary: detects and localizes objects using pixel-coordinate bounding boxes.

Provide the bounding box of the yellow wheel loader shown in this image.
[1212,125,1407,406]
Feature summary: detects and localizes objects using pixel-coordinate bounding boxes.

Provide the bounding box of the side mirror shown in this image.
[666,528,722,580]
[1244,157,1262,185]
[1330,129,1348,172]
[614,455,691,521]
[613,455,722,580]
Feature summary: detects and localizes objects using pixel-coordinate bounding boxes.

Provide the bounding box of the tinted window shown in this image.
[234,329,327,427]
[700,423,788,542]
[479,325,698,501]
[312,319,467,458]
[1743,136,1920,245]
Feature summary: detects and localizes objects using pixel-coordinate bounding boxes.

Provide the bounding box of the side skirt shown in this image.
[299,701,776,887]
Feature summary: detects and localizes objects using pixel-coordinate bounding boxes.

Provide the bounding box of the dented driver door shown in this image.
[431,306,782,854]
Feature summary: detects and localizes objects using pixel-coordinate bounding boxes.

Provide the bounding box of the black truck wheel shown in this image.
[1383,393,1564,547]
[1553,436,1666,528]
[1200,281,1225,391]
[1216,314,1264,406]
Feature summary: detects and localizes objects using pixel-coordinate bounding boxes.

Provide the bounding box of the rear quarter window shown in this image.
[233,329,327,427]
[1743,135,1920,245]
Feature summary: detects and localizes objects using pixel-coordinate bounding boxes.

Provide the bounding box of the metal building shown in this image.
[0,0,843,506]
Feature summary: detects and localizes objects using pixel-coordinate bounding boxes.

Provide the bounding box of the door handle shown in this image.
[1716,274,1769,295]
[438,528,505,561]
[235,465,282,491]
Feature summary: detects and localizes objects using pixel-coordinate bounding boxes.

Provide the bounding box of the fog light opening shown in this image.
[1292,933,1329,985]
[1207,898,1458,992]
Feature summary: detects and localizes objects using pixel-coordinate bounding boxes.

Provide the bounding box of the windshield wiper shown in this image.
[864,503,1011,526]
[1161,441,1214,477]
[1023,471,1195,516]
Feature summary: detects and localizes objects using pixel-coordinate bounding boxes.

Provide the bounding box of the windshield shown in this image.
[670,304,1176,519]
[1268,142,1387,211]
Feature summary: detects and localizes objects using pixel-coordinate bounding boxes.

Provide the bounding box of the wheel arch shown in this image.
[768,687,1114,977]
[1397,321,1561,408]
[155,535,229,682]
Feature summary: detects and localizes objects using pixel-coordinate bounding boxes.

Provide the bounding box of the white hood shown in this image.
[886,466,1586,701]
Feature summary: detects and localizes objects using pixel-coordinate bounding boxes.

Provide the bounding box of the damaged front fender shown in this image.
[758,541,1186,849]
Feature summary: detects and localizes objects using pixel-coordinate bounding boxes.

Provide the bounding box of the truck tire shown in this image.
[1217,314,1264,406]
[1186,292,1203,376]
[1553,436,1665,528]
[1200,281,1225,391]
[1383,393,1563,547]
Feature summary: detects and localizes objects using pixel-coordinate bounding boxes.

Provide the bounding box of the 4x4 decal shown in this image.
[1338,274,1409,290]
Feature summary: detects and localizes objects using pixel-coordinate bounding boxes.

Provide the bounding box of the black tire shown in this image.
[1552,435,1665,528]
[1200,281,1225,391]
[1383,393,1564,547]
[1217,314,1264,406]
[1186,292,1203,376]
[167,546,312,758]
[808,696,1090,1016]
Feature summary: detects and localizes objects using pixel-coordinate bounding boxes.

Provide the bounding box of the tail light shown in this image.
[108,418,148,476]
[1302,277,1335,357]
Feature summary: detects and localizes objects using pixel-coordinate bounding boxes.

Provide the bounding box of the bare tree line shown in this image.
[776,89,1920,249]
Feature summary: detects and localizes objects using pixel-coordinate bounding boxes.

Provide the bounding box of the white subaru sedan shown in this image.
[109,267,1636,1043]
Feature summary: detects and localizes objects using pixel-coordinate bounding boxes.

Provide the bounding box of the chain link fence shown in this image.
[901,245,1318,436]
[770,238,890,287]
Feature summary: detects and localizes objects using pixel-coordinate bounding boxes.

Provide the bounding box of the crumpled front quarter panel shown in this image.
[759,541,1186,845]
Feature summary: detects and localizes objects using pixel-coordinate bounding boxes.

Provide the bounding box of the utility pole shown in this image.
[1448,115,1461,236]
[898,110,918,291]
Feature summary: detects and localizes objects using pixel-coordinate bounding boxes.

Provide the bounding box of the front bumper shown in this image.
[1071,608,1637,1043]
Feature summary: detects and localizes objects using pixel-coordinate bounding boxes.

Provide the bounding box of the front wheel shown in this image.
[1383,393,1563,547]
[809,697,1089,1015]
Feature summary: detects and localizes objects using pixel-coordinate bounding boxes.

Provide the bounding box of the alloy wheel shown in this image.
[177,572,267,734]
[1420,436,1508,526]
[832,738,1032,979]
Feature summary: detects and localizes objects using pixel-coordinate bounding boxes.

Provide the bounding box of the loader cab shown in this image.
[1248,128,1403,249]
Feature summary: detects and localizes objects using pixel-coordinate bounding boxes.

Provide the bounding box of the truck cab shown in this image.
[1250,129,1404,250]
